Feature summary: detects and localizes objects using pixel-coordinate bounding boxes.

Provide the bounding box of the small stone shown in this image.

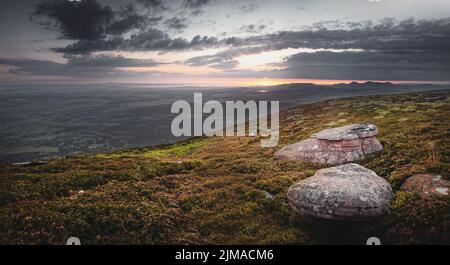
[260,190,274,199]
[287,163,393,221]
[435,188,448,196]
[401,174,449,198]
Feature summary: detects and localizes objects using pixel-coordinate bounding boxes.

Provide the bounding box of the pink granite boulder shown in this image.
[275,123,382,165]
[287,163,393,221]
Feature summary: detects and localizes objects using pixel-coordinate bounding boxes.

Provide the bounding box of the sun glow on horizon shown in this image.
[250,77,281,86]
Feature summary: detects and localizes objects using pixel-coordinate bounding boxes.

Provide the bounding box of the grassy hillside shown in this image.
[0,91,449,244]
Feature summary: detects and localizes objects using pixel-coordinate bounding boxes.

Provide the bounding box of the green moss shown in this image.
[375,109,391,116]
[143,139,206,158]
[390,191,416,212]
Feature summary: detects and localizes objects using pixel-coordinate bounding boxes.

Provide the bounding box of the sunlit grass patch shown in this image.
[143,139,207,159]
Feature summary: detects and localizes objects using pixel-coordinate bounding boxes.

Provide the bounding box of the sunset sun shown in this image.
[251,78,282,87]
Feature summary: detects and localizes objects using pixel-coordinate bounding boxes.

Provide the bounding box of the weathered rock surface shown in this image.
[287,163,393,221]
[275,123,382,165]
[400,174,449,198]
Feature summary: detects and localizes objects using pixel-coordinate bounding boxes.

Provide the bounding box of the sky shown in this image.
[0,0,450,86]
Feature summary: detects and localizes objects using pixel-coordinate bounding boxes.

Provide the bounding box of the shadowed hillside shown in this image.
[0,91,449,244]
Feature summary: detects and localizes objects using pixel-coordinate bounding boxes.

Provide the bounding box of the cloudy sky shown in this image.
[0,0,450,86]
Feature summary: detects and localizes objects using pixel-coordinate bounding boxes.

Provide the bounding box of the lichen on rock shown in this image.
[275,123,383,165]
[287,163,393,221]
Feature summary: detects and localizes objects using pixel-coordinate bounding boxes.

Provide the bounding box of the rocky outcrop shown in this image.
[275,123,382,165]
[287,163,393,221]
[400,174,449,198]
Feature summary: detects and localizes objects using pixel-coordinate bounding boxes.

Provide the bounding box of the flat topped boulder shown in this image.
[400,174,449,198]
[287,163,393,221]
[275,123,382,165]
[312,123,379,141]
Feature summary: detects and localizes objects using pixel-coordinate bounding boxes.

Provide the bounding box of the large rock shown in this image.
[400,174,449,198]
[275,123,382,165]
[287,163,393,221]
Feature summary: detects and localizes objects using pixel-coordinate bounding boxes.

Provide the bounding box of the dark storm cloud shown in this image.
[183,54,224,66]
[179,18,450,80]
[237,18,450,52]
[264,18,450,81]
[183,0,211,9]
[0,58,66,76]
[38,1,450,56]
[32,0,146,41]
[0,55,163,78]
[190,9,204,16]
[272,51,450,81]
[182,0,211,17]
[65,54,161,67]
[199,18,449,59]
[186,18,450,64]
[285,50,450,66]
[126,31,218,51]
[52,38,123,54]
[239,24,266,33]
[31,0,219,54]
[135,0,167,9]
[54,30,219,54]
[164,17,188,31]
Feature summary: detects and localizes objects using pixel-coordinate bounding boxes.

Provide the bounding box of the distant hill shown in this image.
[269,81,440,90]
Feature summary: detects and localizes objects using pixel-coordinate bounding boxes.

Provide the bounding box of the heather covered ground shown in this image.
[0,91,448,244]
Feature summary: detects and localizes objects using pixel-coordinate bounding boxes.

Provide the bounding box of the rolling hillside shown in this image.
[0,91,449,244]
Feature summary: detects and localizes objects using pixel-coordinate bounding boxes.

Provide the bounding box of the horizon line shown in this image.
[1,78,450,87]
